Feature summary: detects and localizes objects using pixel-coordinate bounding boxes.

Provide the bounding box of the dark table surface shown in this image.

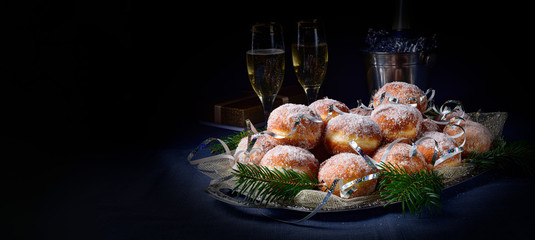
[8,121,535,240]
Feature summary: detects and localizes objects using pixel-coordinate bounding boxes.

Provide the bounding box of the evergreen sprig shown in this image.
[209,130,249,154]
[466,139,535,175]
[231,162,319,205]
[227,140,532,216]
[209,127,268,154]
[377,162,445,216]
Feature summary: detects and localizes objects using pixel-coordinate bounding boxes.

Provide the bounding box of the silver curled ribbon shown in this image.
[349,140,379,170]
[412,137,440,165]
[187,94,466,222]
[377,88,435,109]
[187,138,233,166]
[258,179,340,224]
[186,110,338,223]
[378,92,400,105]
[252,103,347,143]
[370,121,465,168]
[433,117,467,166]
[261,113,323,140]
[187,136,339,224]
[376,137,442,168]
[331,140,381,199]
[339,172,380,199]
[322,104,350,122]
[186,132,337,224]
[378,138,411,167]
[187,137,237,176]
[425,100,467,125]
[355,99,374,111]
[240,104,345,161]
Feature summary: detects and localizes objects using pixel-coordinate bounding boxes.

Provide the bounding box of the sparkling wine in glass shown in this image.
[292,20,328,104]
[246,22,285,125]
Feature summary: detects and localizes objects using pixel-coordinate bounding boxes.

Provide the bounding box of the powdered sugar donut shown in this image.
[372,82,428,114]
[372,142,428,173]
[267,103,323,149]
[443,119,492,157]
[309,97,350,123]
[350,107,372,116]
[234,135,278,165]
[416,131,462,169]
[260,145,320,177]
[318,153,378,198]
[420,118,440,134]
[370,103,422,142]
[324,114,382,155]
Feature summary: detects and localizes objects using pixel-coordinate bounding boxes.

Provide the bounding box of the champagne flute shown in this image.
[246,22,285,126]
[292,19,328,105]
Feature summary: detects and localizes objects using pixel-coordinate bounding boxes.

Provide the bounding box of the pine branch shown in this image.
[377,162,445,216]
[231,163,319,205]
[226,139,533,216]
[466,139,535,176]
[209,127,268,154]
[209,130,249,154]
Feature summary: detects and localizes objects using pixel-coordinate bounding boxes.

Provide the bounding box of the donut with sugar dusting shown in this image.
[259,145,319,177]
[416,131,462,169]
[234,135,278,165]
[370,103,422,142]
[324,114,382,156]
[372,143,428,173]
[372,81,428,114]
[420,118,440,134]
[318,153,379,198]
[443,119,492,157]
[267,103,323,149]
[309,97,350,123]
[350,107,372,116]
[416,118,440,139]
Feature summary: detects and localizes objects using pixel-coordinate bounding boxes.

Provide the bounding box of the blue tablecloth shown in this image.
[14,122,535,240]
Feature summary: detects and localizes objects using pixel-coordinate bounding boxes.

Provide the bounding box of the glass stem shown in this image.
[261,95,276,127]
[304,87,320,105]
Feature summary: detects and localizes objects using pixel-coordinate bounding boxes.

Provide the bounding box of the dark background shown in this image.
[6,0,531,155]
[6,0,529,152]
[5,0,532,239]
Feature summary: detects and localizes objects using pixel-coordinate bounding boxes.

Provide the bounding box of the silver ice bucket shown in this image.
[365,51,433,94]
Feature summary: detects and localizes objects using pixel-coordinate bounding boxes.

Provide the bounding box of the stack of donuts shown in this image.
[234,82,493,199]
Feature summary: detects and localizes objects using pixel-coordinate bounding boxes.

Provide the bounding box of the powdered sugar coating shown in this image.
[260,145,319,177]
[235,135,278,165]
[419,118,440,135]
[372,143,427,172]
[309,97,350,122]
[324,114,383,155]
[370,103,422,142]
[372,82,428,113]
[267,103,323,149]
[350,107,372,116]
[435,109,470,122]
[318,153,378,198]
[416,131,461,168]
[443,119,492,157]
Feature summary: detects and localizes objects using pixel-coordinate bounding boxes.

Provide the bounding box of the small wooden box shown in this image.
[213,86,307,128]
